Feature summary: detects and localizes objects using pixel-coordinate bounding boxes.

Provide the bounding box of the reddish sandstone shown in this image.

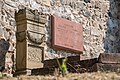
[51,15,83,53]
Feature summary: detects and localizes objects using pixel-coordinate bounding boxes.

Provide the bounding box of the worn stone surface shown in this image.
[91,63,120,72]
[104,0,120,53]
[98,53,120,64]
[15,9,46,71]
[27,45,44,69]
[51,15,83,53]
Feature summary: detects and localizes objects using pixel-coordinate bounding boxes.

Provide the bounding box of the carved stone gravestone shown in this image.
[51,15,83,53]
[15,8,47,74]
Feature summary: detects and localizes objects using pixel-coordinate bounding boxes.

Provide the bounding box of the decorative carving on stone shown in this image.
[27,22,45,34]
[15,8,47,71]
[27,44,44,69]
[27,31,45,44]
[28,44,44,62]
[15,8,47,24]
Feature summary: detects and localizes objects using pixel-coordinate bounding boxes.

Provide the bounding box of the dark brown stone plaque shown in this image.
[51,15,83,53]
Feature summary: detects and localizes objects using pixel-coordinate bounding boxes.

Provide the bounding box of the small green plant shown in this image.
[56,57,68,76]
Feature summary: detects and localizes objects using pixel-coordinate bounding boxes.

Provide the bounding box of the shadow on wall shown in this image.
[104,0,120,53]
[0,39,10,72]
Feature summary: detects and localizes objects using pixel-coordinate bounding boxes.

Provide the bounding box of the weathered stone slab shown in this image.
[27,44,44,69]
[91,63,120,72]
[15,9,46,72]
[98,53,120,63]
[16,33,44,70]
[51,15,83,53]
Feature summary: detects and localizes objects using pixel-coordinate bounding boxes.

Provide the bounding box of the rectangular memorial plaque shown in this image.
[51,15,83,53]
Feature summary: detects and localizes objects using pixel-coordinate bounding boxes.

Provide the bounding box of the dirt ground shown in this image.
[0,72,120,80]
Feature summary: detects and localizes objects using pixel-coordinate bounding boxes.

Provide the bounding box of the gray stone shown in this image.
[5,1,16,8]
[42,0,51,6]
[84,0,90,3]
[30,0,40,9]
[36,0,42,4]
[9,19,16,26]
[19,0,25,4]
[83,10,91,17]
[108,19,118,28]
[91,27,100,36]
[0,27,4,39]
[109,35,116,41]
[0,39,10,66]
[0,1,4,9]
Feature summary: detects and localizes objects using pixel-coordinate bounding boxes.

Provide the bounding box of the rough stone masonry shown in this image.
[0,0,119,75]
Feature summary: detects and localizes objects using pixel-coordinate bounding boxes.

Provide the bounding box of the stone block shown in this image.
[31,67,56,75]
[51,15,83,54]
[98,53,120,64]
[27,44,44,69]
[27,21,45,34]
[15,8,48,24]
[91,63,120,72]
[42,0,51,6]
[16,34,44,70]
[15,8,47,72]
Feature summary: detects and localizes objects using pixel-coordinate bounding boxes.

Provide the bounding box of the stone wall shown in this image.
[0,0,119,75]
[104,0,120,53]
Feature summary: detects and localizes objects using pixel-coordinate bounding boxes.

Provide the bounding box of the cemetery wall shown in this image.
[0,0,119,74]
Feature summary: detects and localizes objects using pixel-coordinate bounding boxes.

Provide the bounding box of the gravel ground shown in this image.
[0,72,120,80]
